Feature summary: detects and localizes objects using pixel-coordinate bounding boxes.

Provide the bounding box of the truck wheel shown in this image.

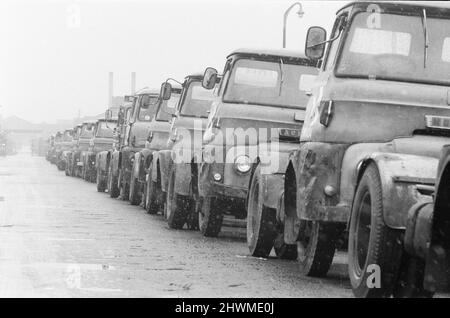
[166,168,189,229]
[108,164,120,198]
[96,168,106,192]
[199,196,223,237]
[247,165,277,258]
[119,170,130,201]
[274,233,298,260]
[129,159,142,205]
[348,163,403,298]
[297,220,340,277]
[57,161,65,171]
[393,255,434,298]
[145,165,159,215]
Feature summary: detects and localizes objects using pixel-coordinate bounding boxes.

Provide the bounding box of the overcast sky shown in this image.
[0,0,345,123]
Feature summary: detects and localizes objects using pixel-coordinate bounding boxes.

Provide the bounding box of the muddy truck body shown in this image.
[64,124,82,177]
[113,89,161,201]
[198,49,319,238]
[74,121,95,178]
[279,1,450,297]
[107,102,133,198]
[128,84,181,209]
[152,74,217,229]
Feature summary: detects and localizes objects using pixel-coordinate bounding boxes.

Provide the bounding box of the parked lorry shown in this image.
[80,119,117,184]
[71,121,95,178]
[64,124,82,176]
[112,89,161,202]
[106,100,134,198]
[46,135,55,162]
[128,82,181,211]
[198,49,318,238]
[153,73,217,228]
[94,117,119,192]
[268,1,450,297]
[55,129,74,171]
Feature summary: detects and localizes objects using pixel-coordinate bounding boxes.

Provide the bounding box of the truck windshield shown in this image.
[180,81,215,118]
[138,95,159,121]
[337,12,450,86]
[223,58,317,108]
[96,121,117,138]
[156,93,180,121]
[80,125,94,138]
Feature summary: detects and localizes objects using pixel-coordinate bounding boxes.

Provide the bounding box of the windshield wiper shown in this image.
[421,8,429,68]
[278,58,284,96]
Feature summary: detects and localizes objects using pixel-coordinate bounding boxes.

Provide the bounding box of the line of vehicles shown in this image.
[45,1,450,298]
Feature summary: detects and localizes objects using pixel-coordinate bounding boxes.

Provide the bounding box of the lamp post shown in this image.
[283,2,304,48]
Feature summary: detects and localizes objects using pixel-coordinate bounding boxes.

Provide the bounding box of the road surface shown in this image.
[0,152,351,297]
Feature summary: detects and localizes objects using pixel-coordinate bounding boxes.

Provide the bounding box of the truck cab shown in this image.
[284,1,450,297]
[56,129,73,171]
[129,83,181,208]
[65,124,82,177]
[197,49,318,238]
[152,73,217,229]
[117,89,160,201]
[108,101,133,198]
[79,118,118,185]
[76,121,96,178]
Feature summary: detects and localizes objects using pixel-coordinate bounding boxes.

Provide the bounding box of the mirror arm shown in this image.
[164,78,183,86]
[307,28,342,49]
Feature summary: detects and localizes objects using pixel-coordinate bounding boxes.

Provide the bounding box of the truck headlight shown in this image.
[234,155,251,173]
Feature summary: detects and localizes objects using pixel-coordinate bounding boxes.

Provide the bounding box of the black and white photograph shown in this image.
[1,0,450,303]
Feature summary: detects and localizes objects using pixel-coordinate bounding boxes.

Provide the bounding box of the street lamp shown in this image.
[283,2,304,48]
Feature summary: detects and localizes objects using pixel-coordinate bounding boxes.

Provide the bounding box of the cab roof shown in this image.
[135,87,160,96]
[185,73,204,80]
[339,1,450,15]
[228,48,308,60]
[82,120,97,125]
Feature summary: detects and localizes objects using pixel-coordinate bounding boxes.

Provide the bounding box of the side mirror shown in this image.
[160,82,172,100]
[105,109,113,120]
[305,26,327,60]
[202,67,218,90]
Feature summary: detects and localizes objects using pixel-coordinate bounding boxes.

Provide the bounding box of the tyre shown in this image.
[96,168,106,192]
[166,168,189,229]
[297,220,340,277]
[119,169,130,201]
[247,165,277,258]
[348,163,403,298]
[199,196,223,237]
[108,164,120,198]
[145,164,160,214]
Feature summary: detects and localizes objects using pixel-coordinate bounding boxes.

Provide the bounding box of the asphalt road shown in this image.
[0,152,352,297]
